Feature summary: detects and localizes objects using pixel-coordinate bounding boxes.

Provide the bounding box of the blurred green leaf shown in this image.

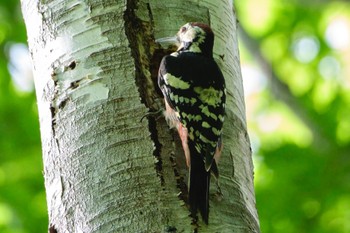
[237,0,350,232]
[0,1,47,233]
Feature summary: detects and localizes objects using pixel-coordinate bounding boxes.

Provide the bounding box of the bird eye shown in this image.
[180,26,187,33]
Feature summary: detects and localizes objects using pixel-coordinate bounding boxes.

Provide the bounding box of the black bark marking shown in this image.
[49,225,57,233]
[67,60,76,70]
[123,0,165,185]
[70,80,80,89]
[123,0,190,217]
[58,98,69,109]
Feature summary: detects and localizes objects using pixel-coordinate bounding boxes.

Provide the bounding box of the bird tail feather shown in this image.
[188,142,210,224]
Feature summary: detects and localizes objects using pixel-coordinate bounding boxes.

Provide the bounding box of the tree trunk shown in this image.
[21,0,259,232]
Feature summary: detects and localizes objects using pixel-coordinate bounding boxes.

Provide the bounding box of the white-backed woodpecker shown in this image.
[157,22,226,224]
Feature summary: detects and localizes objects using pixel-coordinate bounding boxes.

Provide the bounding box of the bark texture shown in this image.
[21,0,259,232]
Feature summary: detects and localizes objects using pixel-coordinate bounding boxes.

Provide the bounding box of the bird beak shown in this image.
[155,36,178,45]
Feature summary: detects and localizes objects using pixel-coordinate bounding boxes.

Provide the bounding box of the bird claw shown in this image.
[140,109,163,122]
[214,181,223,201]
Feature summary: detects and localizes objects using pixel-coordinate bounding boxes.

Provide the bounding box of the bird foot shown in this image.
[140,109,163,122]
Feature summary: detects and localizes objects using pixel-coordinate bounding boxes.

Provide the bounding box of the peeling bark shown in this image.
[21,0,259,232]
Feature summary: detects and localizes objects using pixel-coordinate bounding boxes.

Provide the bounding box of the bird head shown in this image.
[156,22,214,57]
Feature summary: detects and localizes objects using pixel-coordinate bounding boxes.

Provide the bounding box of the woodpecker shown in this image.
[157,22,226,224]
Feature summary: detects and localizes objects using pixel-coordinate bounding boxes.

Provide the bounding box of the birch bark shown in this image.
[21,0,259,232]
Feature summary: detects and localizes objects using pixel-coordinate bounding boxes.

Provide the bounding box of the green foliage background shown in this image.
[236,0,350,233]
[0,0,349,232]
[0,1,47,233]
